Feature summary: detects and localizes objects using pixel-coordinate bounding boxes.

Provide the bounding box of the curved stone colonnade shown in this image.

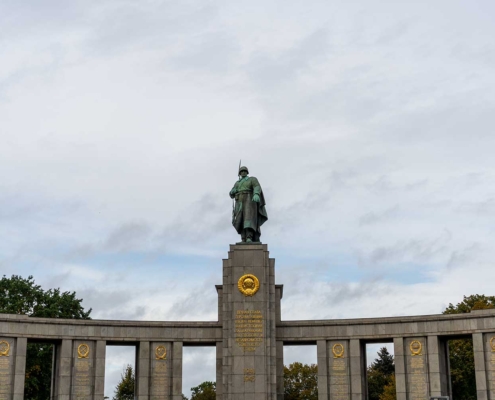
[0,244,494,400]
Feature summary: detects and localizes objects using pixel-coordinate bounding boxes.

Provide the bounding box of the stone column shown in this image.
[171,341,183,400]
[71,340,96,400]
[217,341,223,400]
[149,342,174,399]
[403,337,429,400]
[472,333,488,400]
[94,340,106,400]
[427,335,449,397]
[483,332,495,400]
[349,339,365,400]
[0,336,26,400]
[53,339,72,400]
[216,286,223,324]
[316,340,328,400]
[221,244,277,400]
[328,340,351,400]
[275,286,283,323]
[393,337,407,400]
[276,341,284,400]
[136,341,150,400]
[13,337,26,400]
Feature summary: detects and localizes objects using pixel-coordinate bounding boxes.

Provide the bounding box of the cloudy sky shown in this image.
[1,0,494,397]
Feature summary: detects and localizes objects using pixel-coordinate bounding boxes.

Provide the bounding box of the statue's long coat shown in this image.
[230,176,268,236]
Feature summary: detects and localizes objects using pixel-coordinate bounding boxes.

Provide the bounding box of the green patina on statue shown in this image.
[229,166,268,243]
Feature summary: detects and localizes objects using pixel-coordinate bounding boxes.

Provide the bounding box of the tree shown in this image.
[0,275,91,400]
[284,362,318,400]
[113,364,135,400]
[379,374,396,400]
[190,381,216,400]
[443,294,495,400]
[367,347,395,400]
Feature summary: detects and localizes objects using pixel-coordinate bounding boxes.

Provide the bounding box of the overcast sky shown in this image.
[1,0,494,397]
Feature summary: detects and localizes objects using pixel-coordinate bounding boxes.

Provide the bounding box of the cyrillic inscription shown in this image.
[490,336,495,394]
[235,310,263,352]
[491,353,495,393]
[152,361,169,399]
[408,340,427,400]
[330,357,349,400]
[0,357,12,400]
[74,359,92,400]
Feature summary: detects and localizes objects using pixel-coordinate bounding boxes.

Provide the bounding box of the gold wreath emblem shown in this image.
[332,343,345,358]
[0,341,10,357]
[77,343,90,359]
[410,340,422,356]
[155,345,167,360]
[238,274,260,297]
[490,336,495,352]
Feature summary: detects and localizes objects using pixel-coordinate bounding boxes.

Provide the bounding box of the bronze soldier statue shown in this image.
[229,166,268,243]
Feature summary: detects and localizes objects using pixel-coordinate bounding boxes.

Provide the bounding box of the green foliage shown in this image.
[444,294,495,315]
[379,374,396,400]
[0,275,91,319]
[442,294,495,400]
[190,381,216,400]
[284,362,318,400]
[367,347,395,400]
[448,339,476,400]
[0,275,91,400]
[113,364,135,400]
[24,343,55,400]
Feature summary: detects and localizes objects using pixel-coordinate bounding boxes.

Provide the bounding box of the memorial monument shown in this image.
[0,168,495,399]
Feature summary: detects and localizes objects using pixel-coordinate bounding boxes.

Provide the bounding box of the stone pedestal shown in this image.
[71,340,96,400]
[220,244,277,400]
[0,336,26,400]
[482,332,495,400]
[405,337,429,400]
[473,333,489,400]
[328,340,351,400]
[150,342,173,399]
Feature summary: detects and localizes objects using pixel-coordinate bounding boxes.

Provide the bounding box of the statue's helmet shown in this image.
[239,166,249,174]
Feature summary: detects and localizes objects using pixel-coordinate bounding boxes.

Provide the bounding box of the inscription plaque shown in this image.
[151,343,171,399]
[406,339,428,400]
[0,339,13,400]
[328,341,350,400]
[491,354,495,396]
[73,341,94,400]
[74,359,92,399]
[235,310,264,352]
[0,358,12,400]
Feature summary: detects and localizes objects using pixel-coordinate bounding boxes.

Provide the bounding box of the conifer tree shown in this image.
[367,347,395,400]
[113,364,135,400]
